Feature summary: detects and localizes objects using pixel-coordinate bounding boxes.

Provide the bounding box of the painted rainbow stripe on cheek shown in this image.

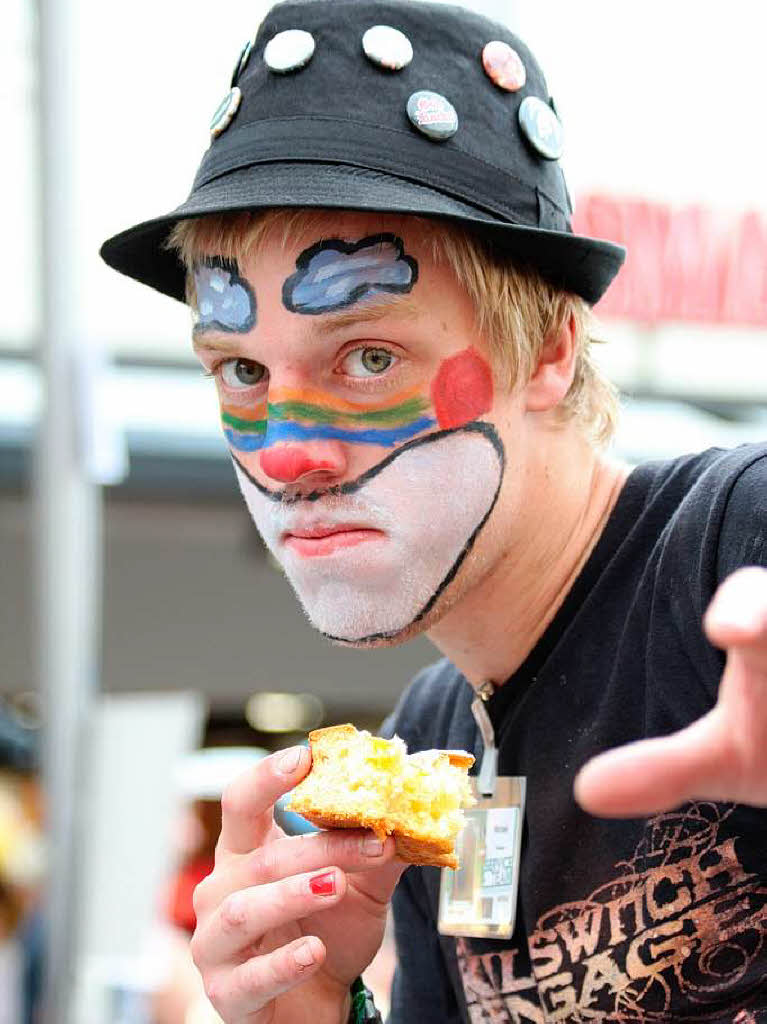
[221,401,267,451]
[219,349,494,453]
[221,386,436,452]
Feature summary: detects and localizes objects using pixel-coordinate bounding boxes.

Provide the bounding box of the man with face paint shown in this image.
[101,2,767,1022]
[218,231,504,645]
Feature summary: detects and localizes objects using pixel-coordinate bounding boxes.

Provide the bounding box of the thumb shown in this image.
[574,710,732,817]
[704,566,767,659]
[353,848,408,904]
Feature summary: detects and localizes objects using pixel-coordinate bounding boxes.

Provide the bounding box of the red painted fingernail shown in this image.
[309,871,336,896]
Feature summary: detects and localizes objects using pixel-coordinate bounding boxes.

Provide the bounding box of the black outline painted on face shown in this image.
[193,256,257,334]
[282,233,419,315]
[232,421,505,644]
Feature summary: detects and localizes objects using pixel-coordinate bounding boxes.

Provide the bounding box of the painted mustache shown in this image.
[231,421,503,504]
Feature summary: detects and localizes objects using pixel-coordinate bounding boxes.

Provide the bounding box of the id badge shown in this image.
[437,776,525,939]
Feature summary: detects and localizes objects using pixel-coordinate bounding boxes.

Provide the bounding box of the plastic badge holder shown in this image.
[438,683,525,939]
[437,775,525,939]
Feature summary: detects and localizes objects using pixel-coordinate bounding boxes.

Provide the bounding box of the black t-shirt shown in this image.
[382,444,767,1024]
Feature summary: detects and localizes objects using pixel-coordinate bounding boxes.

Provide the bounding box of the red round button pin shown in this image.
[482,40,526,92]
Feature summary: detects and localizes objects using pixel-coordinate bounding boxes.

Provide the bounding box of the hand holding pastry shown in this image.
[190,745,404,1023]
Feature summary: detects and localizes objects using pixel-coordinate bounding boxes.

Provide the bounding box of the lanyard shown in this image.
[471,680,498,797]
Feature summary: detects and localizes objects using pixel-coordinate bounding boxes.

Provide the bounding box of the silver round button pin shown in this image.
[362,25,413,70]
[264,29,316,74]
[518,96,563,160]
[210,87,242,139]
[407,90,458,141]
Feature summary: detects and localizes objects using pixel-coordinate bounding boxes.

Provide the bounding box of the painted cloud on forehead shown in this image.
[283,233,418,315]
[193,258,256,333]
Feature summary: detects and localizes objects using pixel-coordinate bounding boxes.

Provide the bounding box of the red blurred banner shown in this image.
[573,196,767,327]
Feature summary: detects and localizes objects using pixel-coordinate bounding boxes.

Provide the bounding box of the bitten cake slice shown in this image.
[287,724,475,869]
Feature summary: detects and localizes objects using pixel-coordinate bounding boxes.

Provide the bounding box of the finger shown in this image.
[573,711,733,817]
[219,746,311,855]
[704,566,767,656]
[193,867,346,969]
[205,934,326,1021]
[197,831,395,912]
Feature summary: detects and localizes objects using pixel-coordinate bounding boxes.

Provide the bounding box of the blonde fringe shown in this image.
[165,210,618,445]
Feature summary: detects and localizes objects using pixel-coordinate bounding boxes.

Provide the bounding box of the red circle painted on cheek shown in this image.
[431,348,494,429]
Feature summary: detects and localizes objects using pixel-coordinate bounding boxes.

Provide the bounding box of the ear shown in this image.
[524,315,577,413]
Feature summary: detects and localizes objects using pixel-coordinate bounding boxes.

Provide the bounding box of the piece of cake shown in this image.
[287,724,475,869]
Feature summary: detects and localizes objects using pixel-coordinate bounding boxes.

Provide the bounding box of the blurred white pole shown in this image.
[33,0,103,1020]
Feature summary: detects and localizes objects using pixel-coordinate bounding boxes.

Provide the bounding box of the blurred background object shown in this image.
[151,746,267,1024]
[165,747,269,938]
[1,0,765,1021]
[0,701,44,1024]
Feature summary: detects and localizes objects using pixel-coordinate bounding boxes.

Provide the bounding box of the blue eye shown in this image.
[220,358,266,388]
[342,347,396,377]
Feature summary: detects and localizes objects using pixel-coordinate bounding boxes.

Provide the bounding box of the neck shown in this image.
[427,425,630,688]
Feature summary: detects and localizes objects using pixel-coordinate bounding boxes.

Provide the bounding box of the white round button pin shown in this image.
[362,25,413,70]
[264,29,316,74]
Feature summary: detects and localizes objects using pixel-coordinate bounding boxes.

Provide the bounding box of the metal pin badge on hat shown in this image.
[518,96,563,160]
[482,40,526,92]
[548,97,574,212]
[231,39,254,87]
[264,29,315,73]
[210,87,242,139]
[362,25,413,70]
[407,90,458,141]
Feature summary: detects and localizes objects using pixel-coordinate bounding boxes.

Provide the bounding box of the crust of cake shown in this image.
[309,724,358,746]
[393,832,458,870]
[288,805,460,868]
[447,751,475,769]
[286,806,390,839]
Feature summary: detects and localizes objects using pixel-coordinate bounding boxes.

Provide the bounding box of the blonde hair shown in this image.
[165,209,618,444]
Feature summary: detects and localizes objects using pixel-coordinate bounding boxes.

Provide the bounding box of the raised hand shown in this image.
[574,566,767,817]
[191,745,405,1023]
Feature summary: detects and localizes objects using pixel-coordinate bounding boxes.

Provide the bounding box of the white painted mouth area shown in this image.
[234,428,503,643]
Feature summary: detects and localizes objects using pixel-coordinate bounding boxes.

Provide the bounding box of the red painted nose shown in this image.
[258,443,346,484]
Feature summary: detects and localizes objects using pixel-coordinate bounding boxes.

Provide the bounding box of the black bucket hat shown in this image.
[100,0,625,305]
